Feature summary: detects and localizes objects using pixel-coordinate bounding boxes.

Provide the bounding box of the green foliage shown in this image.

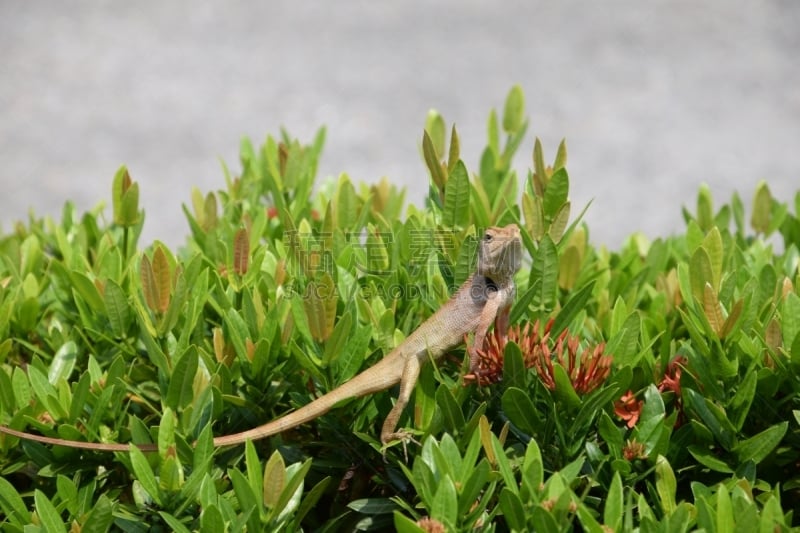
[1,88,799,530]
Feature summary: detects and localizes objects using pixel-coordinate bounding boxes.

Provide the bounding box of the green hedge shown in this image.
[0,87,797,531]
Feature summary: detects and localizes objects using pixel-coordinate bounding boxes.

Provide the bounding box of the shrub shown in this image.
[0,86,797,531]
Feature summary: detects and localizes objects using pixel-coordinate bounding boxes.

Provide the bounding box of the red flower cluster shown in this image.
[614,355,687,430]
[614,391,643,429]
[465,319,613,395]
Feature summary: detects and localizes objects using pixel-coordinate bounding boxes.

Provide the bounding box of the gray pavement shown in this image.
[2,1,798,249]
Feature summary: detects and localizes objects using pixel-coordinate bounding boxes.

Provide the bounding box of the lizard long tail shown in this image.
[212,354,404,446]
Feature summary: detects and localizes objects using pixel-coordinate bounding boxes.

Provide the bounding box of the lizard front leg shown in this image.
[468,296,504,374]
[380,355,421,445]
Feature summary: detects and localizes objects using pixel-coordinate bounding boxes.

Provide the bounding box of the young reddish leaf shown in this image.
[719,298,743,339]
[765,317,782,352]
[703,283,724,336]
[263,449,286,509]
[549,201,571,243]
[303,273,337,342]
[152,247,172,313]
[140,254,158,313]
[233,228,249,275]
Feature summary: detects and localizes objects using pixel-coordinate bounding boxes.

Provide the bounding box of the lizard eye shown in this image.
[483,233,493,241]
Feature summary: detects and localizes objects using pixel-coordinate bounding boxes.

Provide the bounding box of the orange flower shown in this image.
[464,320,550,385]
[614,390,643,428]
[657,355,686,427]
[657,356,685,396]
[465,319,613,395]
[534,329,613,394]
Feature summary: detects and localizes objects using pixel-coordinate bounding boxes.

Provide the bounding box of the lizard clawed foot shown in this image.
[380,430,420,461]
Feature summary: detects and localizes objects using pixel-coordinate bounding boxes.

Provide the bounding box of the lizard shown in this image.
[0,224,522,452]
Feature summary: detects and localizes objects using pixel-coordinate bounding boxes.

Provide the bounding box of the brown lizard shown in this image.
[0,224,522,451]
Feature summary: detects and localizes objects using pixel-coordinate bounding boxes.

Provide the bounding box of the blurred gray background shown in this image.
[2,1,798,249]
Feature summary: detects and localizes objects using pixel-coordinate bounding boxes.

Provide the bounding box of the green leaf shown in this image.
[200,505,225,533]
[0,476,31,524]
[323,311,353,367]
[551,364,581,411]
[548,201,571,243]
[502,84,525,133]
[447,125,460,174]
[520,438,544,499]
[531,235,558,311]
[684,388,737,451]
[690,247,714,303]
[442,160,470,229]
[159,513,193,533]
[104,280,130,337]
[729,371,756,431]
[435,386,464,435]
[28,364,67,420]
[166,346,199,410]
[229,468,260,532]
[80,495,114,533]
[655,455,677,515]
[502,386,540,435]
[112,165,130,224]
[69,271,105,313]
[425,110,447,158]
[522,192,545,240]
[498,487,526,531]
[294,476,332,528]
[702,226,723,290]
[604,472,623,531]
[501,341,526,390]
[431,476,458,529]
[130,445,162,506]
[551,281,595,336]
[716,484,734,533]
[751,180,772,234]
[542,168,569,219]
[734,422,788,465]
[423,130,446,191]
[48,340,77,385]
[394,511,426,533]
[696,184,714,231]
[34,489,67,533]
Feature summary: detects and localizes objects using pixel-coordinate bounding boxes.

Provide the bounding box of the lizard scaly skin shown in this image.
[0,224,522,451]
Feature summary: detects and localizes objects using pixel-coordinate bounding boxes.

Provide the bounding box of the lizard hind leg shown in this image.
[380,355,421,447]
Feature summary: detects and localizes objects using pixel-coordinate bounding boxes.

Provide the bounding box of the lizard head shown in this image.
[477,224,523,281]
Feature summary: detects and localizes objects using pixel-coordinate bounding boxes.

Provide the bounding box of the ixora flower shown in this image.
[464,319,613,394]
[614,390,643,429]
[657,355,687,427]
